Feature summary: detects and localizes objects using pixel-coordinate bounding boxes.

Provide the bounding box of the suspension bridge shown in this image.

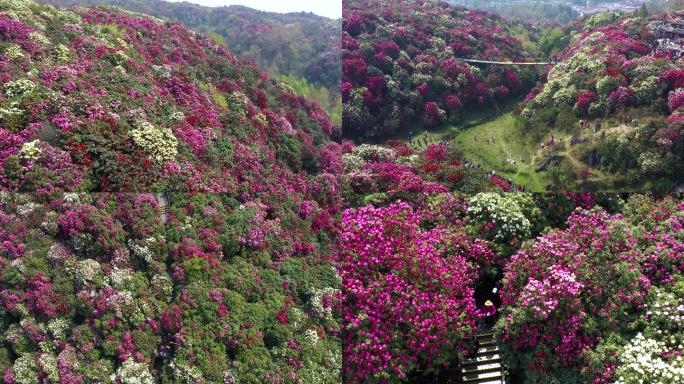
[459,57,556,65]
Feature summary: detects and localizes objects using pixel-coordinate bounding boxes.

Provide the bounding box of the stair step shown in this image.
[462,361,502,373]
[462,329,506,383]
[463,353,501,365]
[475,344,499,355]
[462,369,504,382]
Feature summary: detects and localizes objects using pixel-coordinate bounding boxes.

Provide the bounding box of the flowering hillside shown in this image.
[0,0,336,193]
[0,1,344,382]
[338,193,684,383]
[499,195,684,383]
[0,192,342,383]
[38,0,343,122]
[38,0,341,93]
[521,12,684,185]
[342,0,538,139]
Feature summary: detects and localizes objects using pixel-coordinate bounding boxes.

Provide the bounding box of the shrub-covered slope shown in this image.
[342,0,539,139]
[0,1,343,383]
[0,0,337,193]
[38,0,341,94]
[521,12,684,188]
[0,192,342,383]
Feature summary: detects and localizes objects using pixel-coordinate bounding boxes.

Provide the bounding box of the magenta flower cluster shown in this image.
[338,200,493,382]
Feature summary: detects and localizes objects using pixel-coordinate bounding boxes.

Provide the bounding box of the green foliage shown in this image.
[277,133,303,173]
[275,74,341,126]
[538,27,572,57]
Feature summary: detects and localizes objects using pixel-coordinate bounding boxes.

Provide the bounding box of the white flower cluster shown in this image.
[396,154,419,166]
[552,84,578,107]
[151,273,173,299]
[19,140,42,161]
[12,354,38,384]
[53,44,71,64]
[631,76,659,105]
[76,258,102,285]
[4,79,36,99]
[128,238,156,263]
[28,31,50,46]
[167,357,204,383]
[468,193,538,241]
[38,353,59,383]
[4,44,24,60]
[110,267,134,291]
[309,287,339,322]
[109,51,129,67]
[169,110,185,123]
[40,211,59,236]
[47,317,71,340]
[289,307,305,331]
[304,329,320,346]
[0,102,25,122]
[647,289,684,332]
[638,150,664,174]
[341,153,365,172]
[130,120,178,163]
[615,333,684,383]
[114,359,155,384]
[63,193,81,206]
[16,202,39,218]
[351,144,397,163]
[615,285,684,383]
[151,64,172,80]
[227,91,249,116]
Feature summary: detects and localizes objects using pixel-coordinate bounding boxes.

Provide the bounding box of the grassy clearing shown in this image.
[402,102,656,191]
[452,113,551,192]
[404,103,552,191]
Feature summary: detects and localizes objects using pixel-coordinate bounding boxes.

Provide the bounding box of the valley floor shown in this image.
[404,104,655,192]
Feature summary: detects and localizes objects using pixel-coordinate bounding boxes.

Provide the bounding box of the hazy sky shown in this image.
[166,0,341,19]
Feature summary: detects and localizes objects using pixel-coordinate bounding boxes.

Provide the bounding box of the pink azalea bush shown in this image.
[499,196,684,382]
[339,200,494,382]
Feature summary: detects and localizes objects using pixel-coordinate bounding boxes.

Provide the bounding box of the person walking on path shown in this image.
[483,300,497,327]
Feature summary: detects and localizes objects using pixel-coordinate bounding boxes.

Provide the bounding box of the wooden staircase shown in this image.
[461,330,507,384]
[154,193,169,224]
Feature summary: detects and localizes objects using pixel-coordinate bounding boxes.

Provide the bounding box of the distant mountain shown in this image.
[39,0,342,121]
[646,0,684,12]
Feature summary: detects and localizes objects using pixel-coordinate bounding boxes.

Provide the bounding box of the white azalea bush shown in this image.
[4,79,36,99]
[614,281,684,383]
[115,359,155,384]
[130,120,178,163]
[467,192,541,242]
[351,144,397,163]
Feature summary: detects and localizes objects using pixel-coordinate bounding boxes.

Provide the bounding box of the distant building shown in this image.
[572,1,641,17]
[651,13,684,59]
